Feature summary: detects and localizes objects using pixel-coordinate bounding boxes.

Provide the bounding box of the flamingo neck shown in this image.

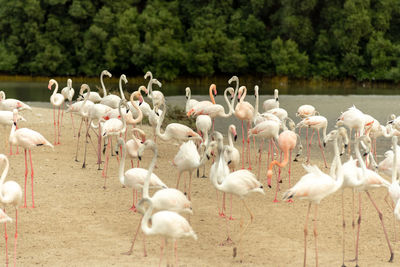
[129,95,143,125]
[209,86,216,105]
[143,144,158,198]
[119,76,126,100]
[254,86,259,116]
[52,80,59,96]
[80,87,90,117]
[118,101,127,134]
[0,157,9,202]
[140,199,154,235]
[118,139,126,185]
[100,72,107,97]
[228,129,234,147]
[392,136,398,183]
[155,104,168,141]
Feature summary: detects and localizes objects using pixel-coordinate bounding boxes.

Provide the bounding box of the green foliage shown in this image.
[0,0,399,82]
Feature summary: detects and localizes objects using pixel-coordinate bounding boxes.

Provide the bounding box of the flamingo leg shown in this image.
[159,238,165,267]
[366,191,394,262]
[313,204,319,267]
[23,149,28,208]
[174,240,178,267]
[4,208,8,266]
[258,140,263,179]
[341,190,346,267]
[188,172,192,201]
[130,190,136,212]
[58,106,62,144]
[229,194,234,221]
[354,192,362,266]
[220,193,226,217]
[29,149,35,208]
[307,129,315,163]
[102,137,112,187]
[317,130,328,168]
[13,209,18,267]
[216,190,221,216]
[241,121,244,169]
[97,125,102,170]
[53,106,56,145]
[81,119,91,168]
[176,172,181,190]
[75,118,84,162]
[303,203,312,267]
[122,215,143,256]
[247,121,252,170]
[233,199,254,260]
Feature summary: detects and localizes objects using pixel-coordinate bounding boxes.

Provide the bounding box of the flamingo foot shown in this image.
[247,167,252,171]
[129,206,137,212]
[228,216,235,221]
[273,199,279,203]
[286,199,294,203]
[121,251,132,256]
[219,212,226,218]
[219,237,234,246]
[82,163,86,168]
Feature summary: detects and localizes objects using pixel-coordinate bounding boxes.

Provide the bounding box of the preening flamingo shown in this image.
[9,109,53,208]
[125,128,146,168]
[185,87,199,113]
[296,104,318,150]
[0,154,22,267]
[266,128,302,202]
[186,84,217,118]
[123,140,193,260]
[173,140,208,200]
[296,115,328,168]
[156,102,202,143]
[262,89,279,112]
[210,131,264,258]
[0,91,31,112]
[283,128,344,267]
[48,79,65,145]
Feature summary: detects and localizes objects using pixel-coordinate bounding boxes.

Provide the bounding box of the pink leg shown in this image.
[286,150,294,203]
[130,190,136,212]
[247,122,252,170]
[354,192,361,266]
[4,208,8,266]
[70,111,76,138]
[258,141,263,179]
[29,149,35,208]
[174,240,178,267]
[220,193,226,217]
[307,129,315,163]
[57,106,61,144]
[15,125,19,155]
[102,137,112,187]
[159,238,165,267]
[13,209,17,267]
[303,203,312,267]
[216,190,221,216]
[53,106,56,145]
[23,149,28,208]
[241,121,244,169]
[97,125,102,170]
[131,160,134,168]
[75,118,84,162]
[313,205,319,267]
[229,194,234,220]
[317,130,328,168]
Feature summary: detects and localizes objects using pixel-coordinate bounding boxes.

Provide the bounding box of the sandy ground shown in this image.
[0,103,399,267]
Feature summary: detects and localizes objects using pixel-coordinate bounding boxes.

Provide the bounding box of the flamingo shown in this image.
[79,84,112,169]
[173,140,208,200]
[125,128,146,168]
[336,105,366,153]
[79,70,111,103]
[282,128,344,267]
[116,138,167,211]
[0,110,25,155]
[9,109,53,208]
[123,140,193,259]
[156,102,202,143]
[209,131,264,258]
[262,88,279,112]
[144,71,164,113]
[296,115,328,168]
[100,74,127,109]
[224,125,240,171]
[48,79,65,145]
[267,128,302,202]
[234,86,255,170]
[186,84,217,118]
[0,154,22,267]
[388,135,400,221]
[60,78,75,136]
[296,104,318,149]
[195,114,212,178]
[350,135,393,266]
[185,87,199,113]
[101,99,128,183]
[0,91,31,112]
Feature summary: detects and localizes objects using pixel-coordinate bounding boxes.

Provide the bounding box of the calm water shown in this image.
[1,80,400,102]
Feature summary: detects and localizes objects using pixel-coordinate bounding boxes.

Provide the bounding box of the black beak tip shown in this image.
[344,144,348,148]
[323,142,326,147]
[276,98,279,101]
[227,160,232,165]
[268,185,272,188]
[138,156,142,161]
[206,155,210,160]
[13,122,16,126]
[363,152,368,157]
[234,135,237,142]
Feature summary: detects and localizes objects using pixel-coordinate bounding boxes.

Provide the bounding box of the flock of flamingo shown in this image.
[0,70,399,266]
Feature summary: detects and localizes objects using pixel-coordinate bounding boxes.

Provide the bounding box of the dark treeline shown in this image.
[1,0,400,82]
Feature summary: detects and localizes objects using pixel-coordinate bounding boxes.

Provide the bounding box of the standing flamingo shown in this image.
[336,105,366,154]
[0,154,22,267]
[195,114,212,178]
[282,128,344,267]
[234,86,255,170]
[262,89,279,112]
[296,104,318,151]
[210,131,264,258]
[48,79,65,145]
[186,84,218,118]
[267,129,302,202]
[0,111,25,155]
[0,91,31,112]
[173,140,208,200]
[296,115,328,168]
[388,135,400,221]
[9,109,53,208]
[60,78,75,137]
[100,74,127,109]
[144,71,164,112]
[79,70,111,103]
[125,128,146,168]
[185,87,199,113]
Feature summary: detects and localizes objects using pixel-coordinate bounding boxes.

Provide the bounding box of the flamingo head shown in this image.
[121,74,128,84]
[187,109,194,117]
[210,84,217,97]
[267,170,273,188]
[103,116,110,121]
[185,87,190,99]
[144,71,152,80]
[48,79,56,90]
[228,75,238,85]
[229,125,237,141]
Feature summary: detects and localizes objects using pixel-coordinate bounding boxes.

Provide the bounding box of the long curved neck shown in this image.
[209,86,216,104]
[210,140,225,190]
[355,138,368,172]
[240,87,247,103]
[332,133,344,190]
[143,145,158,198]
[119,76,126,100]
[0,157,8,201]
[228,129,233,147]
[129,97,143,125]
[132,128,143,146]
[100,72,107,97]
[147,79,154,98]
[118,139,126,185]
[185,88,191,111]
[118,102,127,134]
[392,136,398,183]
[141,199,154,235]
[254,86,259,116]
[156,104,168,141]
[219,88,233,117]
[52,81,59,96]
[80,87,90,117]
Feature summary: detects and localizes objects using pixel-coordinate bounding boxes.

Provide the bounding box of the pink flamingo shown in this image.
[186,84,217,117]
[283,128,344,267]
[125,128,146,168]
[0,154,22,267]
[234,86,255,170]
[267,129,302,202]
[296,104,318,152]
[9,110,53,208]
[195,114,212,178]
[0,91,31,112]
[48,79,65,145]
[296,115,328,168]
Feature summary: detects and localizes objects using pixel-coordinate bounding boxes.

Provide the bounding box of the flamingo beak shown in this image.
[234,135,237,142]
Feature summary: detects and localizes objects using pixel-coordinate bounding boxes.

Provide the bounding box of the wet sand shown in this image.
[1,97,400,266]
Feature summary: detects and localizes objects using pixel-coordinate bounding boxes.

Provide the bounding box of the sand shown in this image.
[1,103,399,267]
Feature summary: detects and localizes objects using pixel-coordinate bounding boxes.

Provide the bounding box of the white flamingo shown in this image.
[100,74,127,109]
[0,110,25,155]
[185,87,199,113]
[48,79,65,145]
[60,78,76,136]
[144,71,164,113]
[262,88,279,112]
[0,91,31,112]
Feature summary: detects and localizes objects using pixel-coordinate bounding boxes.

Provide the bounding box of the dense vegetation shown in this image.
[1,0,400,82]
